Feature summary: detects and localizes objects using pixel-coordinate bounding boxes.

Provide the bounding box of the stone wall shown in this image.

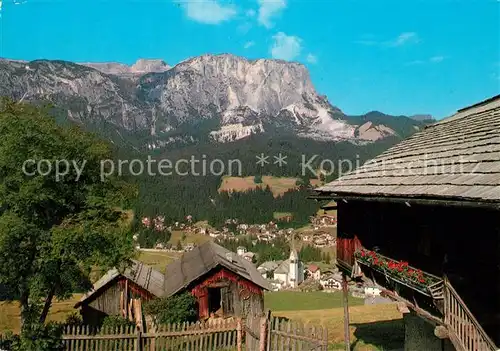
[403,311,455,351]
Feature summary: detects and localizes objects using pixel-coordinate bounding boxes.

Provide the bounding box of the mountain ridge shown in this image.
[0,54,431,149]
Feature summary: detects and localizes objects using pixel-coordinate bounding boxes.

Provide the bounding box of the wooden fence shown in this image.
[61,314,328,351]
[268,317,329,351]
[62,319,240,351]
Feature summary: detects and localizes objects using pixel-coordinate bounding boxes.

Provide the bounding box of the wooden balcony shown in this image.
[444,277,498,351]
[354,248,443,298]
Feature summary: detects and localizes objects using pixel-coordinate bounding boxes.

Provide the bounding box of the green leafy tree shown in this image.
[0,100,136,331]
[254,175,263,184]
[144,292,198,325]
[324,252,332,264]
[3,322,64,351]
[299,245,322,262]
[134,221,171,249]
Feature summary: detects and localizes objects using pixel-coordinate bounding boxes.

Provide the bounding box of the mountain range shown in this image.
[0,55,434,150]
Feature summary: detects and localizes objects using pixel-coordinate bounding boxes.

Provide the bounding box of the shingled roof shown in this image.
[163,241,270,297]
[75,260,165,307]
[315,95,500,204]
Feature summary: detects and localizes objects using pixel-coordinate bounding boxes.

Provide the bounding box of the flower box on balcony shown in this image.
[354,248,442,297]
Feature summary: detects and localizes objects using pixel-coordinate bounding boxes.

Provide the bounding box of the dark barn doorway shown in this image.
[208,287,222,316]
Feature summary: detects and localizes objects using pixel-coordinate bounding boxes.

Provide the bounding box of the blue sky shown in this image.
[0,0,499,119]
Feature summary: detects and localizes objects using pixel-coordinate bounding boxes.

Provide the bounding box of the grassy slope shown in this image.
[264,291,364,311]
[277,305,404,350]
[0,294,83,334]
[136,250,183,271]
[168,230,212,246]
[219,176,323,197]
[264,291,403,350]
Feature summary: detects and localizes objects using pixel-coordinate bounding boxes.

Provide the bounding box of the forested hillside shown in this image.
[120,133,400,227]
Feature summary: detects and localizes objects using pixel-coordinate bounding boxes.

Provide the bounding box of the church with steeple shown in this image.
[288,246,304,288]
[271,235,305,288]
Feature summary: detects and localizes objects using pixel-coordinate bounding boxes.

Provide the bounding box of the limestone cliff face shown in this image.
[137,54,355,141]
[209,123,265,143]
[357,121,396,141]
[82,59,171,75]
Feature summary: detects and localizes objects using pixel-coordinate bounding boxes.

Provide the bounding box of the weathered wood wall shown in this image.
[190,267,264,320]
[80,277,154,326]
[337,199,500,345]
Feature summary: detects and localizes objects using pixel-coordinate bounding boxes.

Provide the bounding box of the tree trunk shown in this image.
[39,285,56,324]
[19,289,30,331]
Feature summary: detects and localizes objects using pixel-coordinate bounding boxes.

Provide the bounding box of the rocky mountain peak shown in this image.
[175,54,312,92]
[130,59,170,73]
[410,114,435,122]
[82,58,170,76]
[151,53,334,137]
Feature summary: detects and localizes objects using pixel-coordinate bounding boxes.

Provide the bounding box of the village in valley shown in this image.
[135,208,348,293]
[63,199,386,350]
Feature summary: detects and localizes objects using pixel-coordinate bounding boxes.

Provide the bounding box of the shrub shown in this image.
[144,292,198,325]
[101,316,135,329]
[64,312,83,327]
[2,323,64,351]
[0,331,19,350]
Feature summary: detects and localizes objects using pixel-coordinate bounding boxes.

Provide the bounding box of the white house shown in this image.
[320,277,342,290]
[241,252,255,262]
[364,286,382,296]
[307,264,321,280]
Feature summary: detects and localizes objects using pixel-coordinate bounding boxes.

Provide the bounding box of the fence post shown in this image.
[259,315,268,351]
[265,310,272,351]
[135,326,142,351]
[342,272,351,351]
[237,317,243,351]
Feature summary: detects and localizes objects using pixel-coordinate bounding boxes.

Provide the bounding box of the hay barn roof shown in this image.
[75,260,165,307]
[163,241,270,297]
[315,95,500,203]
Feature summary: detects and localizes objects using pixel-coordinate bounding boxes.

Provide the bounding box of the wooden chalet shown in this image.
[311,95,500,351]
[75,260,165,330]
[76,242,269,331]
[164,241,270,320]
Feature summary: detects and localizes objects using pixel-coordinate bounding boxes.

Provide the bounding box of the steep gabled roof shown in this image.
[315,95,500,203]
[75,260,165,307]
[274,259,290,274]
[258,260,282,272]
[308,264,320,273]
[163,241,270,297]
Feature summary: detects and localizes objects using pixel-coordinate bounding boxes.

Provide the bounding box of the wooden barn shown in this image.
[311,95,500,351]
[163,241,270,320]
[75,260,164,329]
